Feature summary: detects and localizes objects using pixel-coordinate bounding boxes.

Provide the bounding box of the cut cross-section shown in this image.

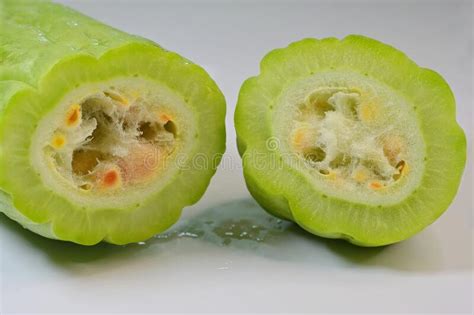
[38,79,183,201]
[0,1,226,245]
[235,36,466,246]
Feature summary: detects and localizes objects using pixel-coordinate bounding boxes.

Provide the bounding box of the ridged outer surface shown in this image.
[235,36,466,246]
[0,0,226,245]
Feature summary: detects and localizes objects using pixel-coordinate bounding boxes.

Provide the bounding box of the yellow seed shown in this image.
[104,91,129,106]
[353,169,369,183]
[352,164,372,183]
[398,161,409,175]
[403,163,409,175]
[393,162,409,181]
[291,126,315,150]
[293,129,305,145]
[51,134,67,149]
[383,135,404,164]
[358,102,378,122]
[327,171,337,180]
[65,104,82,127]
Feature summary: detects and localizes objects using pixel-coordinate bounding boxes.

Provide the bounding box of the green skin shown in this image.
[235,36,466,246]
[0,1,226,245]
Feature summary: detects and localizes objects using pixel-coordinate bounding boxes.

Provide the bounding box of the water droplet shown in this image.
[36,31,49,43]
[137,241,146,245]
[67,20,79,27]
[178,231,199,238]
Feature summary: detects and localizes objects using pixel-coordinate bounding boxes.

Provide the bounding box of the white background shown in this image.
[1,0,472,313]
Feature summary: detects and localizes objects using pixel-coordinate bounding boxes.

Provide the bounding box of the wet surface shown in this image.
[1,0,472,312]
[151,199,290,247]
[0,198,471,314]
[0,197,469,274]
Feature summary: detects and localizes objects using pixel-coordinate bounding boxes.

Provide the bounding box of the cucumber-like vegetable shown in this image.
[0,0,226,245]
[235,36,466,246]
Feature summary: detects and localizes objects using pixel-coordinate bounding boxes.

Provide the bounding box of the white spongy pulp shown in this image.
[274,71,426,206]
[306,91,396,179]
[52,89,176,189]
[31,77,196,209]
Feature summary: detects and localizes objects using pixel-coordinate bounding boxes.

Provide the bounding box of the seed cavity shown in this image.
[164,120,177,137]
[303,147,326,163]
[79,183,92,191]
[47,87,178,193]
[319,169,330,175]
[138,122,159,141]
[71,149,103,176]
[291,87,408,191]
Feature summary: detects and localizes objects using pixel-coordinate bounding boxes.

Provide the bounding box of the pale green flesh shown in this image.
[0,190,54,239]
[235,36,466,246]
[0,1,226,245]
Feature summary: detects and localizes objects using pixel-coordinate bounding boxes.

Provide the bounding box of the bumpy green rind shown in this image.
[235,35,466,246]
[0,0,226,245]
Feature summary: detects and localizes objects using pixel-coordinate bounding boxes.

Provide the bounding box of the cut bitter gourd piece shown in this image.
[0,1,226,245]
[235,36,466,246]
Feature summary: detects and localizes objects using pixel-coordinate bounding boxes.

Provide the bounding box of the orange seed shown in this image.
[65,104,81,127]
[369,181,383,190]
[101,169,121,189]
[160,113,172,123]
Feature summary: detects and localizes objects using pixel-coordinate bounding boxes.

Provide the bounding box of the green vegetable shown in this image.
[235,36,466,246]
[0,0,226,245]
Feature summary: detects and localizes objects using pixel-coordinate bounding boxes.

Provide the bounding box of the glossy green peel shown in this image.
[0,1,226,245]
[235,36,466,246]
